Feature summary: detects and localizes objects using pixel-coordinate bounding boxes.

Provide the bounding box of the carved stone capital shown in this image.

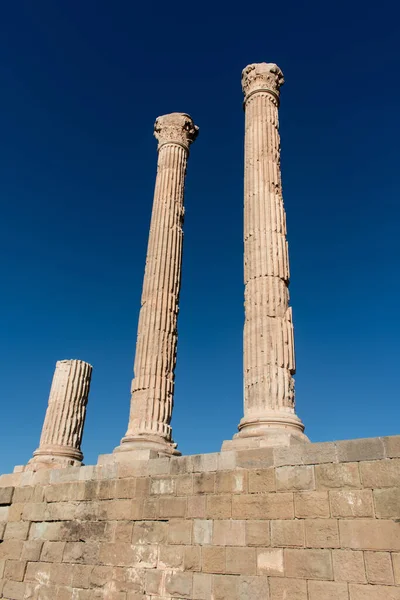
[154,113,199,151]
[242,63,284,103]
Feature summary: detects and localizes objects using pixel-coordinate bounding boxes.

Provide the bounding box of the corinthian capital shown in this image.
[242,63,284,102]
[154,113,199,151]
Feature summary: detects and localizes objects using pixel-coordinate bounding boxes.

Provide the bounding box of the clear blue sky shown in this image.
[1,1,399,474]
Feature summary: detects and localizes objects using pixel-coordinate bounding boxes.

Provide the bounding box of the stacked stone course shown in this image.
[1,435,400,599]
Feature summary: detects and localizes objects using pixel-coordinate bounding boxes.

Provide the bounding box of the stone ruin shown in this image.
[1,63,399,600]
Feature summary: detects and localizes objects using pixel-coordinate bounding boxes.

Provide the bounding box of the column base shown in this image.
[222,411,309,451]
[113,433,181,458]
[25,446,83,471]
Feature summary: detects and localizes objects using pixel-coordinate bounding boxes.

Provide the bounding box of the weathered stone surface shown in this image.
[269,577,307,599]
[361,459,400,488]
[201,546,226,574]
[116,113,198,458]
[245,520,271,547]
[374,488,400,518]
[26,360,92,470]
[257,548,284,575]
[330,489,374,517]
[308,580,349,599]
[305,519,340,548]
[284,548,333,580]
[271,520,305,547]
[364,551,394,584]
[276,466,315,491]
[332,549,366,582]
[316,462,361,489]
[295,491,330,518]
[349,584,400,600]
[337,438,385,462]
[213,520,246,546]
[339,519,400,550]
[232,493,294,519]
[226,546,256,575]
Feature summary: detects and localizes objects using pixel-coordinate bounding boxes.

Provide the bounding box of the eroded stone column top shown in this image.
[154,112,199,152]
[242,63,284,103]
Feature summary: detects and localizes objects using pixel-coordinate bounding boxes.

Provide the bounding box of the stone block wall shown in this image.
[0,436,399,599]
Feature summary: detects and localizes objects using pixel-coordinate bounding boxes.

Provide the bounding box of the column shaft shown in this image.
[223,63,307,449]
[117,113,198,457]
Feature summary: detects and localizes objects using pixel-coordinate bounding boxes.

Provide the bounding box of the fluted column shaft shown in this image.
[28,359,92,469]
[238,63,306,443]
[118,113,198,456]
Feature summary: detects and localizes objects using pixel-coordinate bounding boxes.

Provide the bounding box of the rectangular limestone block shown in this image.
[308,580,349,599]
[295,491,330,518]
[0,540,23,561]
[150,477,176,495]
[349,584,400,600]
[213,520,246,546]
[248,469,275,493]
[305,519,340,548]
[383,436,400,458]
[316,462,361,489]
[158,544,184,569]
[3,522,30,541]
[201,546,226,574]
[187,496,207,518]
[339,519,400,551]
[2,580,27,600]
[212,574,238,599]
[4,559,26,582]
[193,473,216,494]
[168,519,192,545]
[176,474,194,496]
[330,489,375,517]
[245,520,271,547]
[192,453,219,473]
[215,471,247,494]
[21,540,44,562]
[393,553,400,584]
[158,496,186,518]
[193,519,213,545]
[131,521,168,545]
[193,572,212,599]
[206,495,232,519]
[226,546,256,575]
[236,448,274,469]
[269,576,308,599]
[40,540,66,562]
[374,488,400,519]
[164,571,193,598]
[0,487,14,505]
[232,493,294,519]
[365,551,394,584]
[284,548,333,580]
[273,441,338,467]
[336,438,385,462]
[332,549,367,582]
[271,520,305,547]
[275,465,315,491]
[257,548,284,576]
[184,545,201,571]
[361,459,400,488]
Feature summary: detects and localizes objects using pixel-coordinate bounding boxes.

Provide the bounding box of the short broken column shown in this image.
[26,359,92,470]
[114,113,198,458]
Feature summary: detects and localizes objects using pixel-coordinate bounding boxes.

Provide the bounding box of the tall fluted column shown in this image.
[27,359,92,470]
[224,63,308,450]
[116,113,198,457]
